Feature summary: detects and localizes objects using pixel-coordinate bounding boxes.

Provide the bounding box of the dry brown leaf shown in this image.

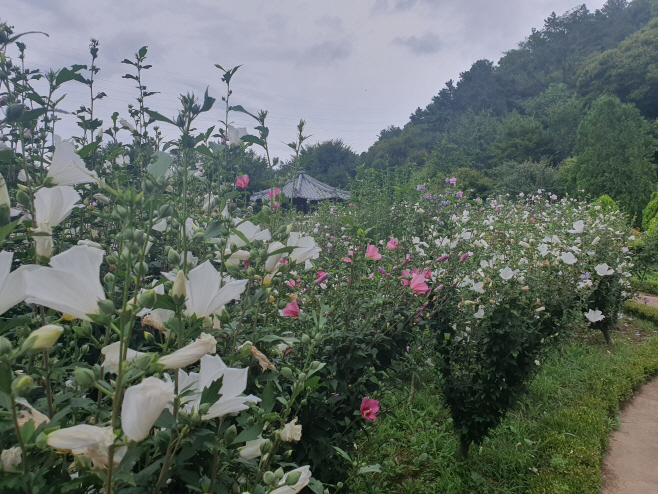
[251,345,276,372]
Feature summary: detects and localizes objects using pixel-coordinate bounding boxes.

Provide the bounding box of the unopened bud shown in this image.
[224,424,237,445]
[22,325,63,353]
[274,467,285,481]
[138,289,157,309]
[74,367,96,387]
[133,261,148,278]
[285,471,302,486]
[239,343,251,359]
[103,272,115,288]
[262,471,276,486]
[172,270,187,305]
[167,249,180,265]
[98,300,115,316]
[16,189,31,208]
[11,375,34,396]
[134,352,154,370]
[260,439,273,455]
[281,367,293,379]
[301,334,311,345]
[218,309,230,324]
[0,336,12,355]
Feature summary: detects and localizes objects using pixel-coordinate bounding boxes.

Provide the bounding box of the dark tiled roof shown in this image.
[250,169,350,201]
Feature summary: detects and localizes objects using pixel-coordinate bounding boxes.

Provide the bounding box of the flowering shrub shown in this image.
[0,21,635,493]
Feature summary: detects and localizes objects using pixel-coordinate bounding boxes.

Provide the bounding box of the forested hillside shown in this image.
[302,0,658,225]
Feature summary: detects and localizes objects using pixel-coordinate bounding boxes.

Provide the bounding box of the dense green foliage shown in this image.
[348,322,658,493]
[293,1,658,224]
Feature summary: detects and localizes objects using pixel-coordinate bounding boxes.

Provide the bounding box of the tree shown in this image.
[494,111,551,163]
[298,139,359,189]
[577,18,658,118]
[494,159,562,197]
[572,95,657,223]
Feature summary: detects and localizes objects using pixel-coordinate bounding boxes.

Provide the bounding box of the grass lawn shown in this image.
[347,318,658,494]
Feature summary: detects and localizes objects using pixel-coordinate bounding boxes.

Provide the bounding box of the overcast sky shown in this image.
[5,0,606,161]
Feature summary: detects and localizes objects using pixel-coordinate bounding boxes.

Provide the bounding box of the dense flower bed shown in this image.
[0,24,635,493]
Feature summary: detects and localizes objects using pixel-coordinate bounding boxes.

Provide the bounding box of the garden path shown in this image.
[634,293,658,310]
[601,378,658,493]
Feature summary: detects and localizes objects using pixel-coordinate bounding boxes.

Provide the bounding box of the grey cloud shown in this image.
[315,15,343,29]
[296,39,352,66]
[393,33,441,55]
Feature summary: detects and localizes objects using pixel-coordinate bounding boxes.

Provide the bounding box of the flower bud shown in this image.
[134,261,148,278]
[281,367,293,379]
[297,372,307,383]
[172,270,187,306]
[22,325,63,353]
[286,471,302,486]
[167,249,181,265]
[239,343,251,359]
[98,299,116,316]
[104,272,115,287]
[260,439,273,455]
[225,263,241,277]
[262,471,276,486]
[274,467,285,481]
[12,375,34,396]
[80,344,89,356]
[218,309,230,324]
[224,424,237,445]
[310,361,321,371]
[138,289,157,309]
[74,367,96,387]
[16,189,31,208]
[0,336,12,356]
[134,352,155,370]
[301,334,311,345]
[158,203,174,218]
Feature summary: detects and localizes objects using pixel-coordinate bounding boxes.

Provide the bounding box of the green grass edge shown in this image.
[529,338,658,493]
[349,328,658,493]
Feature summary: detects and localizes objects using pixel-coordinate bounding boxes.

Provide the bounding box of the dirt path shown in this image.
[601,378,658,493]
[634,292,658,310]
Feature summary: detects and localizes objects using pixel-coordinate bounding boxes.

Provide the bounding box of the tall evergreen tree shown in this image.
[570,95,657,223]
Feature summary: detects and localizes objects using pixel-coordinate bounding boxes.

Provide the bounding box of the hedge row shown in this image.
[529,338,658,493]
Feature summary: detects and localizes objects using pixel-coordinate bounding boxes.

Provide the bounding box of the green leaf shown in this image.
[240,134,265,147]
[358,464,382,474]
[308,479,324,494]
[0,220,19,243]
[268,246,296,257]
[204,221,223,239]
[153,409,176,429]
[195,144,214,159]
[229,228,250,247]
[16,107,48,123]
[77,140,100,158]
[55,67,86,87]
[147,151,173,179]
[333,446,352,463]
[138,46,148,58]
[20,418,35,443]
[0,147,13,163]
[144,109,176,127]
[261,382,275,413]
[0,361,12,396]
[234,422,264,443]
[200,87,215,113]
[200,376,223,407]
[153,294,176,311]
[229,105,258,120]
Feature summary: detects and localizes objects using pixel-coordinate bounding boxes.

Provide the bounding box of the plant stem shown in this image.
[10,396,29,477]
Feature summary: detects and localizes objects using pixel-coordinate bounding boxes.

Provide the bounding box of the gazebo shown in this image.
[250,169,349,210]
